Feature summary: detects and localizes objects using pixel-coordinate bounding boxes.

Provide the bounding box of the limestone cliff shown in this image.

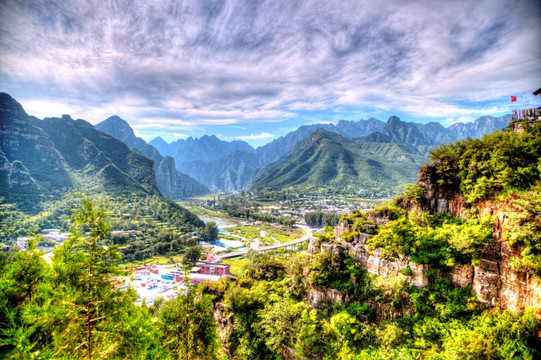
[307,163,541,320]
[414,162,541,314]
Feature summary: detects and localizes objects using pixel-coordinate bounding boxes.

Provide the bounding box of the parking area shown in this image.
[128,268,187,305]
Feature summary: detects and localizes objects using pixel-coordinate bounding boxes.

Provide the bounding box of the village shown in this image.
[126,262,231,305]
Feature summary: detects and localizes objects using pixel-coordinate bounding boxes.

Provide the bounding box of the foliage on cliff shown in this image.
[201,250,539,359]
[505,184,541,275]
[387,121,541,274]
[428,120,541,202]
[367,208,493,268]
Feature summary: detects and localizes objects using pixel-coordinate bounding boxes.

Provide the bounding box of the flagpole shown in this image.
[511,96,514,131]
[511,95,517,131]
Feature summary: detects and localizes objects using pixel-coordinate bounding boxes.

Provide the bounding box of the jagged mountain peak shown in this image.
[102,115,132,128]
[96,115,136,142]
[0,92,17,104]
[149,136,169,148]
[382,115,431,146]
[0,92,27,116]
[386,115,402,125]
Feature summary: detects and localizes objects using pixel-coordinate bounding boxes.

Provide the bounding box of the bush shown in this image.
[402,184,425,204]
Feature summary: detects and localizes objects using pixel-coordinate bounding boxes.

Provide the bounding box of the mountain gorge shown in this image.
[149,135,257,191]
[95,116,209,199]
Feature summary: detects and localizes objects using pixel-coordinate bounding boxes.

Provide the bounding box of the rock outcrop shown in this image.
[415,163,468,216]
[414,162,541,314]
[310,212,540,319]
[315,162,541,319]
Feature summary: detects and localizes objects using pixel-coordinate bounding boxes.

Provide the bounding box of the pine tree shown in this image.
[44,197,138,359]
[0,237,51,357]
[159,286,219,360]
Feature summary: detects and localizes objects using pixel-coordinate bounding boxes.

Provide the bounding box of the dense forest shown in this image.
[1,202,538,359]
[0,193,204,263]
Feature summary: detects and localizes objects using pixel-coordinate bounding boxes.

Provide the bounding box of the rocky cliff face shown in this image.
[310,163,541,319]
[308,213,540,320]
[414,164,468,216]
[414,162,540,314]
[470,206,541,313]
[308,221,429,290]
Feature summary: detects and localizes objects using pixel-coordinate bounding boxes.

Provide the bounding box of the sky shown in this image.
[1,0,540,148]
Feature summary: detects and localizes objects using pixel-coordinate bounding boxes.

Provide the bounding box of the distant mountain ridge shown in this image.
[254,118,386,166]
[145,113,510,192]
[149,134,254,163]
[95,116,209,199]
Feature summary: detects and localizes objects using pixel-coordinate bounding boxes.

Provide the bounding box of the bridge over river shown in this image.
[210,225,314,262]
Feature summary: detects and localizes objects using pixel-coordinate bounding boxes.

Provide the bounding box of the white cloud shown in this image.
[236,132,274,140]
[0,0,539,131]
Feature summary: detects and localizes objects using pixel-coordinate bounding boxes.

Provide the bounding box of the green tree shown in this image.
[43,196,141,359]
[183,246,202,265]
[0,237,51,357]
[159,286,218,360]
[257,298,305,353]
[201,222,219,242]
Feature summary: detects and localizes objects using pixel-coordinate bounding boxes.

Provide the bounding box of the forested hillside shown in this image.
[0,93,157,212]
[0,93,203,244]
[251,129,426,196]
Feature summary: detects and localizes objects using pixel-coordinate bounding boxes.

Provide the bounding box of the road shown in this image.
[211,225,314,262]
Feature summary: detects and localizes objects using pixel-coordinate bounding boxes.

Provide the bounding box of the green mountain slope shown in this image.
[251,129,426,196]
[0,93,202,230]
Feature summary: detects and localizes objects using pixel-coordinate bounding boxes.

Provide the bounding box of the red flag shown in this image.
[511,96,517,102]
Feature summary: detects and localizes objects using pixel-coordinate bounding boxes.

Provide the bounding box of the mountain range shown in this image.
[0,91,512,205]
[144,113,509,192]
[95,116,209,199]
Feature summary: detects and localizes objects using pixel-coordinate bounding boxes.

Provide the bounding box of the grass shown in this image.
[227,226,261,241]
[220,257,251,277]
[260,223,303,243]
[222,223,304,245]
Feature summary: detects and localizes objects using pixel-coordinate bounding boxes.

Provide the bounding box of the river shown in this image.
[197,214,239,228]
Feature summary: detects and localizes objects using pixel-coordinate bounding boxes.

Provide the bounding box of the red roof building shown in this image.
[198,264,231,276]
